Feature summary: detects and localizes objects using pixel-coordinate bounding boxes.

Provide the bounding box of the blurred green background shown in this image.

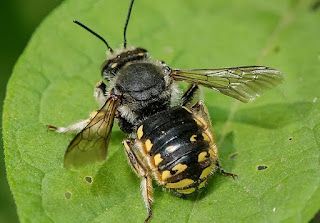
[0,0,63,222]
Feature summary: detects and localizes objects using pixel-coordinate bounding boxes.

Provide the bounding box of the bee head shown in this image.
[73,0,138,81]
[101,47,148,81]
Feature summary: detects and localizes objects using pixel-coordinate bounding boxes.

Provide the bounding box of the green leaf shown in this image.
[3,0,320,222]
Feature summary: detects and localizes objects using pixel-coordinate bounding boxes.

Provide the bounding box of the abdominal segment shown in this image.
[137,106,218,194]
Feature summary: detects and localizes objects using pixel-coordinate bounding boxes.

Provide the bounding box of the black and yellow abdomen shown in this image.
[136,106,218,194]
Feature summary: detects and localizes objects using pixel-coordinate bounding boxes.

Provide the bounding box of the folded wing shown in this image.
[64,96,120,169]
[171,66,284,102]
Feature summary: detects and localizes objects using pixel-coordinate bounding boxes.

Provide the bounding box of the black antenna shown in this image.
[123,0,135,49]
[73,20,114,53]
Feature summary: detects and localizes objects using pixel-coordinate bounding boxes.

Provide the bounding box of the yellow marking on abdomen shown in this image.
[208,148,215,158]
[154,153,163,166]
[198,179,208,189]
[202,132,211,142]
[190,134,197,142]
[176,187,196,194]
[198,151,208,162]
[161,170,171,181]
[200,163,215,179]
[137,125,143,139]
[165,179,194,189]
[161,164,188,181]
[145,139,153,152]
[173,163,188,173]
[111,63,117,68]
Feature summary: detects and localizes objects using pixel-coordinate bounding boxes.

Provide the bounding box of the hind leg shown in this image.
[191,101,237,179]
[216,160,237,179]
[123,138,153,223]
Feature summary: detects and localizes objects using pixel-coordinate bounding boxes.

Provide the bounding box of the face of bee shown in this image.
[100,46,174,103]
[101,47,148,81]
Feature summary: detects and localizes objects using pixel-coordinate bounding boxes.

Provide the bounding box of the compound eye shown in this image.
[101,59,118,72]
[101,60,110,72]
[101,60,116,80]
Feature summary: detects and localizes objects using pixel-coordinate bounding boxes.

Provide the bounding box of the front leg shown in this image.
[94,81,108,107]
[123,139,153,223]
[47,81,108,134]
[47,110,99,134]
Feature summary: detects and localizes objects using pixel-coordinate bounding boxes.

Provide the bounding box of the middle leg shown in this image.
[180,84,199,106]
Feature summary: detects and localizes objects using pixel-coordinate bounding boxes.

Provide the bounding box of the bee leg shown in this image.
[47,109,99,134]
[47,121,88,134]
[191,101,237,179]
[47,81,107,134]
[216,160,238,180]
[122,139,153,223]
[94,81,108,107]
[190,100,212,130]
[180,84,199,106]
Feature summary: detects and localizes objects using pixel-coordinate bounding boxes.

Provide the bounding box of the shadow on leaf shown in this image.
[218,131,237,170]
[209,102,313,129]
[90,130,138,202]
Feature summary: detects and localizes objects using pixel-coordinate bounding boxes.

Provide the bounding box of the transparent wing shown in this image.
[171,66,285,102]
[64,96,120,169]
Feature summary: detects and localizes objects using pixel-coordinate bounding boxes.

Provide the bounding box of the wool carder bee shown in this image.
[47,0,285,222]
